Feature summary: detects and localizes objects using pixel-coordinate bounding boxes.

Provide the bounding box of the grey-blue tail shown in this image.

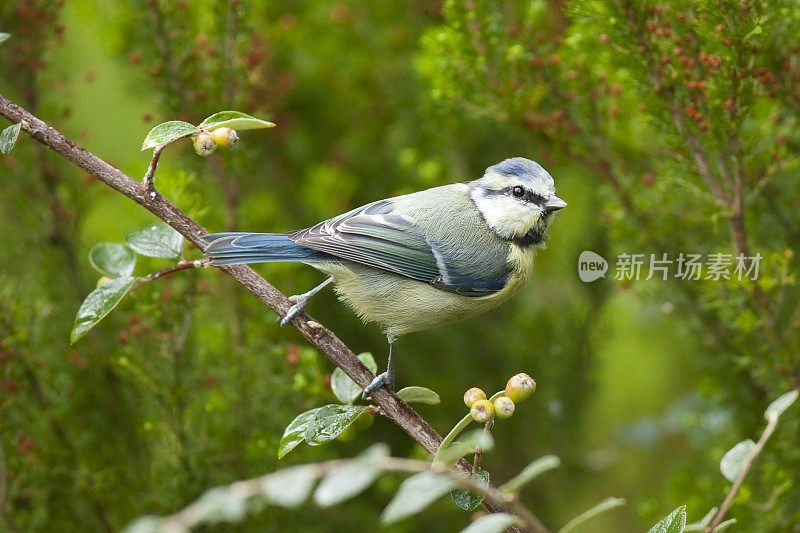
[200,232,329,266]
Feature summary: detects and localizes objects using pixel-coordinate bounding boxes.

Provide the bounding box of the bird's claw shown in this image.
[361,371,395,399]
[279,296,308,326]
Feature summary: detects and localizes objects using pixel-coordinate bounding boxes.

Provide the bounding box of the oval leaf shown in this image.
[314,462,379,507]
[278,409,317,458]
[261,466,316,508]
[0,122,21,154]
[305,404,366,445]
[500,455,561,494]
[558,497,626,533]
[89,242,136,278]
[764,389,798,422]
[71,276,136,343]
[191,486,246,523]
[451,469,489,511]
[332,353,377,404]
[647,506,687,533]
[141,120,197,150]
[397,386,441,405]
[278,404,366,458]
[720,439,756,482]
[381,472,457,525]
[126,223,183,258]
[199,111,275,131]
[460,513,518,533]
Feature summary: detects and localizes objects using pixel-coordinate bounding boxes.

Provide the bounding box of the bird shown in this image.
[200,157,566,398]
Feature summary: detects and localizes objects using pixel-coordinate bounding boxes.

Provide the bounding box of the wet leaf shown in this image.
[71,276,136,343]
[451,469,489,511]
[89,242,136,278]
[141,120,197,150]
[126,223,183,258]
[0,123,21,154]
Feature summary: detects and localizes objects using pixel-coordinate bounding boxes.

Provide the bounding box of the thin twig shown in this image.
[143,143,165,193]
[132,259,208,290]
[704,416,779,532]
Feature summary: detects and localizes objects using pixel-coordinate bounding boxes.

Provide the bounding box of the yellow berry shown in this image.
[470,399,495,423]
[212,127,239,149]
[505,373,536,403]
[493,396,515,419]
[463,387,487,407]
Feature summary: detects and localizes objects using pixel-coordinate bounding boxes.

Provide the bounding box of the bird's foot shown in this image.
[361,371,395,399]
[279,294,309,326]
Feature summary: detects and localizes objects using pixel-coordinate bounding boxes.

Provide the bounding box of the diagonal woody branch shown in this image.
[0,93,529,531]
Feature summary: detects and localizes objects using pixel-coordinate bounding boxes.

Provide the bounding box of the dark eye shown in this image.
[512,186,525,198]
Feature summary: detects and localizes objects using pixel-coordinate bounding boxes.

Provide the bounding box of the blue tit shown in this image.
[201,157,566,397]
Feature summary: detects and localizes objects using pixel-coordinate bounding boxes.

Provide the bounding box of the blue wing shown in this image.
[287,200,510,297]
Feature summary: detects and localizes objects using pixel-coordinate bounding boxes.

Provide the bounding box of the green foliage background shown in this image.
[1,0,798,531]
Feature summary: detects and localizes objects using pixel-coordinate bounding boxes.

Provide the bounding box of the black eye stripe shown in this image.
[491,186,546,205]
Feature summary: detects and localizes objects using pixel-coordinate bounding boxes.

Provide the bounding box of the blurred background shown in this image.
[1,1,798,531]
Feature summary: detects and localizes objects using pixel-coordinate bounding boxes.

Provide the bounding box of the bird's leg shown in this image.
[362,337,397,399]
[279,277,334,326]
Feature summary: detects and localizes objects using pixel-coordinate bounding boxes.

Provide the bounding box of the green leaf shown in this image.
[764,389,798,421]
[71,276,136,343]
[381,472,457,525]
[720,439,755,482]
[126,223,183,258]
[558,497,626,533]
[500,455,560,494]
[305,404,366,445]
[435,429,494,466]
[89,242,136,278]
[0,123,21,154]
[278,409,317,458]
[278,404,366,458]
[647,506,687,533]
[261,466,316,508]
[0,33,10,44]
[459,513,518,533]
[199,111,275,132]
[397,386,441,405]
[331,353,376,404]
[313,444,389,506]
[141,120,197,150]
[451,469,489,511]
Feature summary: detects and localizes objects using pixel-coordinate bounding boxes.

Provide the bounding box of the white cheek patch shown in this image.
[472,193,541,239]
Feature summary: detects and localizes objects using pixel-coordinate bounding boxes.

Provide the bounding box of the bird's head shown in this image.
[468,157,566,247]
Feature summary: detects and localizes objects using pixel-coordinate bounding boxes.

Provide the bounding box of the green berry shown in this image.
[352,410,374,431]
[493,396,515,419]
[336,425,356,442]
[463,387,487,407]
[470,399,495,423]
[505,373,536,403]
[193,132,216,157]
[212,127,239,149]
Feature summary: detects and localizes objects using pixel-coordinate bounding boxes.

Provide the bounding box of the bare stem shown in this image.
[704,416,779,532]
